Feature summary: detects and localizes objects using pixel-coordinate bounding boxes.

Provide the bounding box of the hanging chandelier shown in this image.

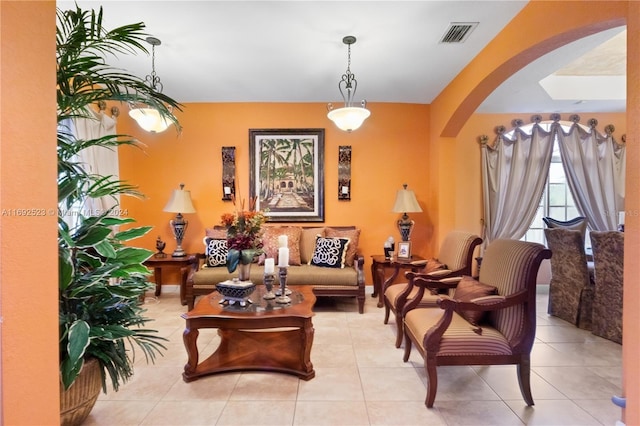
[128,37,173,133]
[327,36,371,132]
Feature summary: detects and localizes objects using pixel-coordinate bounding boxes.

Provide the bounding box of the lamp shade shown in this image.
[392,185,422,213]
[129,107,171,133]
[163,186,196,213]
[327,107,371,132]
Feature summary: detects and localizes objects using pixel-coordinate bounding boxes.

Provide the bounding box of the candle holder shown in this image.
[276,266,291,304]
[263,272,276,300]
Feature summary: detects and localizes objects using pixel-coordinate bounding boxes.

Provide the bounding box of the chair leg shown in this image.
[517,356,534,406]
[395,317,403,348]
[425,356,438,408]
[384,300,391,324]
[402,331,412,362]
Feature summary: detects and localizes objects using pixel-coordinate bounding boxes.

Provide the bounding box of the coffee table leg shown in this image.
[182,325,200,382]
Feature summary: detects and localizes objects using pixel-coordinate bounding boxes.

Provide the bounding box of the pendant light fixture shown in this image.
[327,35,371,132]
[128,37,173,133]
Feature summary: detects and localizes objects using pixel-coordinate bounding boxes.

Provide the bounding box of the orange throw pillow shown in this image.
[325,228,360,266]
[260,226,302,266]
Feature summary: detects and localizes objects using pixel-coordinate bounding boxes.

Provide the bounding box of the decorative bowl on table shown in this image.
[216,279,256,306]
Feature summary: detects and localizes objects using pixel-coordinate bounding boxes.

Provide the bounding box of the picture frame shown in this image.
[249,128,325,222]
[397,241,412,259]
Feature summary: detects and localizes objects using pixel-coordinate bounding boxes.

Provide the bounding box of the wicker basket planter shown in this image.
[60,357,102,426]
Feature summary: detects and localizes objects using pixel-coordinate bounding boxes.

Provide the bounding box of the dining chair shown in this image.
[543,216,587,243]
[589,231,623,343]
[544,227,594,329]
[402,239,551,408]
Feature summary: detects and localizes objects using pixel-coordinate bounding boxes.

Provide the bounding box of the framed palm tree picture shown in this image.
[249,128,325,222]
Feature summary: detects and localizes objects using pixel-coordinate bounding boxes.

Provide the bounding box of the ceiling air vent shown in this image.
[440,22,478,43]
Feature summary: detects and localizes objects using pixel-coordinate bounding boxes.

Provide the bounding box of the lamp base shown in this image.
[170,214,189,258]
[397,214,414,242]
[172,246,187,257]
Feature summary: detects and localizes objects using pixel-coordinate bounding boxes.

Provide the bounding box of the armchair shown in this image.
[383,231,481,347]
[402,239,551,408]
[589,231,623,343]
[544,228,594,329]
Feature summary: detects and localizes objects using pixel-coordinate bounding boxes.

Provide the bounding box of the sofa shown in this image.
[185,225,365,312]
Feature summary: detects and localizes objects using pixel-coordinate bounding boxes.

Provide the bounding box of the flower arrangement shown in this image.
[220,196,267,272]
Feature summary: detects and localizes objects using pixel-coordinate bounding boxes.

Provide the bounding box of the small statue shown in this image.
[155,236,166,258]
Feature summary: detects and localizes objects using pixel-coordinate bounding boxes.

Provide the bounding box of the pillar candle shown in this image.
[264,258,275,274]
[278,247,289,267]
[278,235,288,248]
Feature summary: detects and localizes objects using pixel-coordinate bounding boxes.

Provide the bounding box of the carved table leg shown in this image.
[182,325,200,382]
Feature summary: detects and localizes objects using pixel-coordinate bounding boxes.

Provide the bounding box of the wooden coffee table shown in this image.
[182,285,316,382]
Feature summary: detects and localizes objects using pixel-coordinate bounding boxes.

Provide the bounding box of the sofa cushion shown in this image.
[203,237,228,267]
[453,276,498,325]
[205,227,227,239]
[310,236,350,268]
[300,227,326,264]
[261,226,302,266]
[192,263,359,288]
[326,227,360,266]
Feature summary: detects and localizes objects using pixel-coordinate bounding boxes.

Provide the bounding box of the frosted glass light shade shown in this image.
[129,107,171,133]
[327,107,371,132]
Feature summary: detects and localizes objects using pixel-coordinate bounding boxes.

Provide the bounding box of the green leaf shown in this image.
[75,226,112,247]
[114,226,151,242]
[59,248,74,291]
[227,249,240,273]
[94,239,117,258]
[116,247,153,264]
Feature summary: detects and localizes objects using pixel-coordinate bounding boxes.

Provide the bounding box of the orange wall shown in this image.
[1,1,59,424]
[117,102,432,284]
[623,0,640,421]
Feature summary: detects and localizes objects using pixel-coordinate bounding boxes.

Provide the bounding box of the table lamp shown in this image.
[163,183,196,257]
[391,183,422,241]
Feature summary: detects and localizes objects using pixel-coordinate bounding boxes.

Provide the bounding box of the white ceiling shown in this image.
[57,1,626,114]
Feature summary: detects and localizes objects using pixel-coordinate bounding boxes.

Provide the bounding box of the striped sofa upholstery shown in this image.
[384,231,482,348]
[402,239,551,408]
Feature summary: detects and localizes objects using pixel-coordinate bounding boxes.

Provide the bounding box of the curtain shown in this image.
[557,123,625,231]
[72,107,120,215]
[481,117,626,249]
[482,124,554,247]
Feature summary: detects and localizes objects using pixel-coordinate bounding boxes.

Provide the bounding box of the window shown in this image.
[505,121,589,248]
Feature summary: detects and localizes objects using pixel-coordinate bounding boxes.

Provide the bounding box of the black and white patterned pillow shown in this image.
[310,236,350,268]
[203,237,228,267]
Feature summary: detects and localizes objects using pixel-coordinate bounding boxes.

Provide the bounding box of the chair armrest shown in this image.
[400,273,463,314]
[438,289,528,312]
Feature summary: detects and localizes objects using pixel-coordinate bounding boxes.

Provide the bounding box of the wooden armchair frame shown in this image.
[402,239,551,408]
[383,231,482,347]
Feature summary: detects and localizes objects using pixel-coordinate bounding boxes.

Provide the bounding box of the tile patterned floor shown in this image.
[85,285,623,425]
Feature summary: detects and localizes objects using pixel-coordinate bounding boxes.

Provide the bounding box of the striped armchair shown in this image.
[383,231,482,348]
[402,239,551,408]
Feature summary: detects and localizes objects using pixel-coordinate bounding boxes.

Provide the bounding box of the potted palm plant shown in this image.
[57,5,181,425]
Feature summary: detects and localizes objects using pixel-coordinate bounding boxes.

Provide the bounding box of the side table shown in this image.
[144,254,195,305]
[370,254,426,308]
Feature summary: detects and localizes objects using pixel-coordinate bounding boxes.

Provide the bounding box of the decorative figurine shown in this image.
[155,236,167,258]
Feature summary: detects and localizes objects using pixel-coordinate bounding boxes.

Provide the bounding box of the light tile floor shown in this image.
[85,285,623,426]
